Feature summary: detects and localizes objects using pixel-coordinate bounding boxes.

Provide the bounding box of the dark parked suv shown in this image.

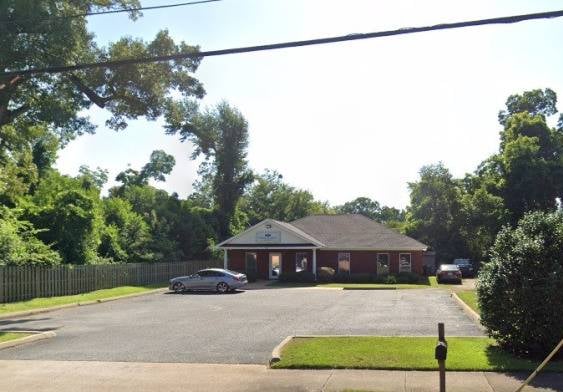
[453,258,475,278]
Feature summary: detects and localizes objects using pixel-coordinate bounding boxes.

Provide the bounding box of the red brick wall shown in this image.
[227,249,423,278]
[226,249,313,279]
[317,250,424,275]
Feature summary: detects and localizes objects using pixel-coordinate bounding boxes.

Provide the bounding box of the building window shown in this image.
[377,253,390,275]
[295,252,308,272]
[399,253,412,273]
[245,252,257,274]
[337,252,351,274]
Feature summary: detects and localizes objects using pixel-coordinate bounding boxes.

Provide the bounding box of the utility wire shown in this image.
[2,9,563,78]
[0,0,221,24]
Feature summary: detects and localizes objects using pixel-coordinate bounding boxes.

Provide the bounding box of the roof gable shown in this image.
[217,219,324,248]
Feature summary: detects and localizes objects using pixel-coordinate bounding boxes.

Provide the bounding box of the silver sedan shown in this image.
[169,268,248,294]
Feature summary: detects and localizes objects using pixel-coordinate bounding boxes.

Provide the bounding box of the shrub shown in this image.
[477,211,563,358]
[385,275,397,284]
[317,266,335,282]
[278,271,316,283]
[395,272,420,283]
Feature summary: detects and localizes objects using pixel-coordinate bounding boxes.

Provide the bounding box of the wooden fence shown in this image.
[0,260,223,303]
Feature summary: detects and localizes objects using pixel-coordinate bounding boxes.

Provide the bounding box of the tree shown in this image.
[0,207,61,266]
[478,211,563,358]
[35,190,102,264]
[100,198,152,262]
[405,163,466,263]
[336,196,405,225]
[240,170,332,225]
[115,150,175,188]
[337,197,381,220]
[498,88,557,126]
[165,101,254,240]
[498,112,562,222]
[1,1,204,143]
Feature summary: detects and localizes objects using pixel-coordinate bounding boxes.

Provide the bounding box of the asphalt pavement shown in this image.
[0,287,483,364]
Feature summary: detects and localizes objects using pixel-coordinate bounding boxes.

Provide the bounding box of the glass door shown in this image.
[269,253,282,279]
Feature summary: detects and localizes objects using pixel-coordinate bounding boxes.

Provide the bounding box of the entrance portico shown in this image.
[217,219,321,280]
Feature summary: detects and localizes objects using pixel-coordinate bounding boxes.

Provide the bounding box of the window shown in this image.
[399,253,412,273]
[245,252,258,274]
[377,253,390,275]
[337,252,351,274]
[295,252,308,272]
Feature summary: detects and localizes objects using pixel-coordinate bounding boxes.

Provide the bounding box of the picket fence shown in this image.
[0,260,223,303]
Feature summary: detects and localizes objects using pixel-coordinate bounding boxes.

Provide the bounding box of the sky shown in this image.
[55,0,563,209]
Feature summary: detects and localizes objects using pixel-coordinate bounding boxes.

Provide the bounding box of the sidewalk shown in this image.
[1,360,561,392]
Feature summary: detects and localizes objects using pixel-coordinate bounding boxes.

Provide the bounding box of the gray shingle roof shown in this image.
[290,214,427,251]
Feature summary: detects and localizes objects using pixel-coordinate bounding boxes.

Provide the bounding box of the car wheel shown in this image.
[172,282,185,293]
[216,282,229,294]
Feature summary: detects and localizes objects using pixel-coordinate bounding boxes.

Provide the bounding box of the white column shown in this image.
[312,248,317,278]
[223,249,228,269]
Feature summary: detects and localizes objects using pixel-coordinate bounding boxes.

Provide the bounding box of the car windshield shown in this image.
[454,259,470,265]
[440,265,460,271]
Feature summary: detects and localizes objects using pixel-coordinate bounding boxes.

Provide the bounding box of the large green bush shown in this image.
[477,211,563,358]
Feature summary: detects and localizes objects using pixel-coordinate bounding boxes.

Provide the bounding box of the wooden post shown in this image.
[223,249,228,270]
[438,323,446,392]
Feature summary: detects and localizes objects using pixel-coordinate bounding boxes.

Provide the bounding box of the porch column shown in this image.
[223,249,228,269]
[312,248,317,277]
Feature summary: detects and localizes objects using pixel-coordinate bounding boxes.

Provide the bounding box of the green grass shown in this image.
[0,332,31,344]
[457,290,479,314]
[273,337,563,372]
[0,285,163,316]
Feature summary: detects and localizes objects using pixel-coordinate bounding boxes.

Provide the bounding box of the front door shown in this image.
[269,253,282,279]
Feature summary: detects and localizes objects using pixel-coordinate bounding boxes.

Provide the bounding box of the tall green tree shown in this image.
[405,163,466,263]
[165,101,254,240]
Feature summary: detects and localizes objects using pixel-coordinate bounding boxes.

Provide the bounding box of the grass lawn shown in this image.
[457,290,479,314]
[0,285,163,316]
[0,332,31,344]
[273,337,563,372]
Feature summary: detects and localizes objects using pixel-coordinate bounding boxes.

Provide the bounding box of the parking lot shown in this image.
[0,287,482,364]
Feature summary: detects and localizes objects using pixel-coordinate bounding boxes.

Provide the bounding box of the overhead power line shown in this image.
[2,9,563,78]
[0,0,221,24]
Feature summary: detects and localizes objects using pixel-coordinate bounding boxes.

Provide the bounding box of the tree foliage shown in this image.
[165,101,254,240]
[1,1,204,142]
[240,170,332,225]
[0,207,61,266]
[477,211,563,358]
[405,163,466,263]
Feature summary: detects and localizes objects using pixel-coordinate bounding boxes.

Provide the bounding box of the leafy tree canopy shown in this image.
[165,101,254,239]
[1,0,204,144]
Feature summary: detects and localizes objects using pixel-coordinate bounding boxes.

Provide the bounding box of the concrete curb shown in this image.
[0,288,168,321]
[0,330,56,350]
[269,335,294,367]
[451,291,482,326]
